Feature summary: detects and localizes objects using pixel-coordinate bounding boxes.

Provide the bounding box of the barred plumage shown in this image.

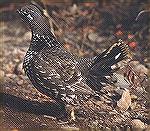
[17,4,129,116]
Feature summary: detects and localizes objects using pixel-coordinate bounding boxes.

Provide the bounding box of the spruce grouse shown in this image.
[17,4,129,120]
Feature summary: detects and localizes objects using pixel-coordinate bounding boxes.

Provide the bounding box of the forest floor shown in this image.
[0,1,150,131]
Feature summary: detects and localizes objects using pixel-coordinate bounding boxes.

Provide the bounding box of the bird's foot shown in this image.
[65,105,76,122]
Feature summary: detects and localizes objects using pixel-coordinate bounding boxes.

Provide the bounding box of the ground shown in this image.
[0,1,150,130]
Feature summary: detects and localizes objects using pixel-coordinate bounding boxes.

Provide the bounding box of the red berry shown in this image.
[128,34,134,39]
[116,30,123,36]
[128,41,137,48]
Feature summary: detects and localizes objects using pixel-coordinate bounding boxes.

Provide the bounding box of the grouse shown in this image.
[17,4,129,120]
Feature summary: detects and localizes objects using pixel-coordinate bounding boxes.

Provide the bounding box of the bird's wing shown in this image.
[30,46,94,105]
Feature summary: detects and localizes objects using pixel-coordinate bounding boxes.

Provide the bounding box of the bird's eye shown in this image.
[27,14,33,20]
[30,9,35,13]
[23,10,28,15]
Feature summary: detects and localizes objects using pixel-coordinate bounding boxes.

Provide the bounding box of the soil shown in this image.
[0,1,150,130]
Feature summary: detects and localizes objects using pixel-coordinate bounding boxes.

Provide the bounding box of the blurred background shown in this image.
[0,0,150,130]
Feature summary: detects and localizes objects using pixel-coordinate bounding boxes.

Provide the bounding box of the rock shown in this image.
[12,48,25,59]
[130,101,137,110]
[145,125,150,131]
[145,79,150,93]
[11,129,19,131]
[117,89,131,111]
[130,61,148,75]
[6,73,17,79]
[14,62,24,75]
[131,94,138,100]
[131,119,146,130]
[146,62,150,68]
[130,94,138,110]
[88,32,99,42]
[17,80,24,85]
[5,62,15,73]
[0,70,5,83]
[135,64,148,75]
[69,4,78,15]
[113,73,130,89]
[88,33,106,43]
[23,31,32,41]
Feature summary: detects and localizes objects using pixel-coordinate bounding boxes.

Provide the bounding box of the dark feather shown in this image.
[18,4,129,107]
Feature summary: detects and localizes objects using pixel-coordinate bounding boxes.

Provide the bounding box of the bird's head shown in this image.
[17,4,54,36]
[17,4,44,28]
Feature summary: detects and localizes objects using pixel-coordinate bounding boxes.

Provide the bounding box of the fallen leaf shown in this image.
[117,89,131,111]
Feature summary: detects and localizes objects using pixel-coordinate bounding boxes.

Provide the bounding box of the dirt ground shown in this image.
[0,1,150,131]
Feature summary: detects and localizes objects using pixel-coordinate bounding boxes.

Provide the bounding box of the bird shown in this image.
[17,4,130,121]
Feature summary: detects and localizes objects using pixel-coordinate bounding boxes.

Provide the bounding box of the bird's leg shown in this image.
[70,108,75,121]
[65,105,76,121]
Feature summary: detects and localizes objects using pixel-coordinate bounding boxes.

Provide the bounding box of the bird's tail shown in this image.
[89,39,130,77]
[86,39,131,91]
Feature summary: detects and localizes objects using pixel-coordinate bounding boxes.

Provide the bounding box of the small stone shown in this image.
[14,58,20,63]
[146,62,150,68]
[14,62,24,75]
[136,64,148,75]
[40,123,47,128]
[117,89,131,111]
[6,73,17,79]
[145,125,150,131]
[88,33,106,43]
[17,80,24,85]
[5,87,10,90]
[130,101,137,110]
[130,61,148,75]
[131,119,146,129]
[88,33,99,42]
[69,4,78,14]
[113,73,130,89]
[23,31,32,41]
[0,70,5,82]
[115,126,121,131]
[43,115,56,120]
[5,62,15,73]
[11,129,19,131]
[25,96,29,99]
[0,58,4,63]
[131,94,138,100]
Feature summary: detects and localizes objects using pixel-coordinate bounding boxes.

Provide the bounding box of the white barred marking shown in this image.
[115,53,121,60]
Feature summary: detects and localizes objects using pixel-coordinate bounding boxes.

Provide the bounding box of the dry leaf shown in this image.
[117,89,131,111]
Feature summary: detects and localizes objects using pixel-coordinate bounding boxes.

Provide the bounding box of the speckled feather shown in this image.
[28,45,95,105]
[18,4,129,105]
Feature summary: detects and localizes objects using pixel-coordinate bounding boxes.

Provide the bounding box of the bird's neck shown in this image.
[28,17,58,52]
[30,18,55,37]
